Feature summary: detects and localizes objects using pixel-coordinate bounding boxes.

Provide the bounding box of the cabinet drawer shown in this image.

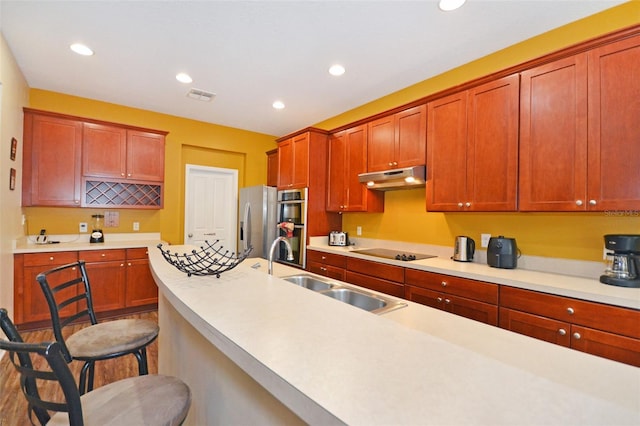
[407,285,498,325]
[346,258,404,283]
[346,271,404,298]
[307,261,345,281]
[81,249,126,262]
[126,247,150,260]
[405,269,498,304]
[571,325,640,368]
[23,251,78,267]
[500,286,640,339]
[307,250,346,268]
[499,307,571,347]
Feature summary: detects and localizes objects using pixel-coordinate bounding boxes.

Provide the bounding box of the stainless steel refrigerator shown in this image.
[238,185,277,259]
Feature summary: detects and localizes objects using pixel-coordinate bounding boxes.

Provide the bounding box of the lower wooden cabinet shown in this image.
[404,269,499,325]
[14,247,158,329]
[345,258,404,298]
[500,286,640,367]
[306,249,346,280]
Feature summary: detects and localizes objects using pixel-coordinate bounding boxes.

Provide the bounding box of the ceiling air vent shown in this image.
[186,88,216,102]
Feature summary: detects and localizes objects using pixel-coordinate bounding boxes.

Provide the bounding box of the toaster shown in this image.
[328,231,349,246]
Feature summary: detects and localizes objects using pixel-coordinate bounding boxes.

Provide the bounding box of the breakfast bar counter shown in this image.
[149,246,640,425]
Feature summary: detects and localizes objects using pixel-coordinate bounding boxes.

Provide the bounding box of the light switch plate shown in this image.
[79,222,88,233]
[133,222,140,231]
[481,233,491,248]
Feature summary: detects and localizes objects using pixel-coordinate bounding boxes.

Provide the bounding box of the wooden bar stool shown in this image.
[0,308,191,426]
[36,260,159,394]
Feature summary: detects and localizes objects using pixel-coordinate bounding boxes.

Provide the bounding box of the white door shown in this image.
[184,165,238,253]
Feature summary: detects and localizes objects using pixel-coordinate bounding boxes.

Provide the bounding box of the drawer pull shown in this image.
[49,256,54,261]
[320,267,327,271]
[566,307,575,315]
[321,256,327,260]
[572,332,581,340]
[101,253,106,257]
[128,262,132,266]
[441,281,447,287]
[437,297,443,303]
[558,329,567,336]
[444,298,451,304]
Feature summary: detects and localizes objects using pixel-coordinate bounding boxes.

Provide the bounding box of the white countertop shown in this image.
[308,242,640,310]
[149,246,640,425]
[13,233,162,253]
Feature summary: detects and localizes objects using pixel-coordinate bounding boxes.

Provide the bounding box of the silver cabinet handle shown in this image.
[441,281,447,287]
[575,200,583,206]
[437,297,443,303]
[457,202,463,208]
[572,332,581,340]
[589,199,597,206]
[465,202,471,207]
[444,298,451,304]
[49,256,54,261]
[558,329,567,336]
[567,307,575,315]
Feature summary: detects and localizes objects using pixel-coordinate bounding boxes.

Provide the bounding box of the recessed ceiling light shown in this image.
[272,100,285,110]
[70,43,94,56]
[176,73,193,84]
[329,64,345,76]
[439,0,466,12]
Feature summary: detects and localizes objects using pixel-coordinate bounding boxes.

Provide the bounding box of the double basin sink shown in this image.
[281,274,407,315]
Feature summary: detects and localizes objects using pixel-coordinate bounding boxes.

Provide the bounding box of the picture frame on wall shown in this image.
[10,137,17,161]
[10,168,16,190]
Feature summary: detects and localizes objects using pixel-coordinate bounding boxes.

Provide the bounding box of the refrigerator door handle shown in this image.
[242,202,251,251]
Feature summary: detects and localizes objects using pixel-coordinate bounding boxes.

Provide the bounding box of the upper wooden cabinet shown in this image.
[426,74,519,211]
[277,131,312,189]
[519,34,640,211]
[22,111,83,207]
[326,125,383,213]
[367,105,426,172]
[266,149,278,187]
[22,109,167,208]
[83,123,165,182]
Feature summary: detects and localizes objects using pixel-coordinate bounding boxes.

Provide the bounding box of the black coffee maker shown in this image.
[600,234,640,288]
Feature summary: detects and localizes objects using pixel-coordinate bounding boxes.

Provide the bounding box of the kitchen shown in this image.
[1,1,640,424]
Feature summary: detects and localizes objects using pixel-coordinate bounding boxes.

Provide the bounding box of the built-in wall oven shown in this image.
[276,188,308,269]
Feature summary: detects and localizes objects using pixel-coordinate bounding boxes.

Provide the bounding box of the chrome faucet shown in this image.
[268,236,294,275]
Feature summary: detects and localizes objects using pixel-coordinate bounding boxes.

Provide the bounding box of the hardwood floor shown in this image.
[0,311,158,426]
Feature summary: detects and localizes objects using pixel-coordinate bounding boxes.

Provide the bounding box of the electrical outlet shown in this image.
[481,233,491,248]
[79,222,88,233]
[133,222,140,231]
[356,226,362,236]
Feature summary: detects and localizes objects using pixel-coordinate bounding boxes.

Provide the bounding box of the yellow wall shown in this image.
[314,2,640,262]
[24,90,277,244]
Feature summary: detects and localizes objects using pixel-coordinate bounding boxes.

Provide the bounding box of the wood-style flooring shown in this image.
[0,311,158,426]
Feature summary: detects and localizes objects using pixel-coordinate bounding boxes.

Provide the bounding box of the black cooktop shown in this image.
[352,248,436,262]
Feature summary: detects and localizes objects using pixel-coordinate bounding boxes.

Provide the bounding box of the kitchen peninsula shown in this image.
[149,247,639,425]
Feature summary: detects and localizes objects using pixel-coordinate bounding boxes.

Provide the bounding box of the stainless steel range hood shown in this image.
[358,165,426,191]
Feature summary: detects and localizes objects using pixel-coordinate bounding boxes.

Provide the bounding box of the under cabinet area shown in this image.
[22,108,167,209]
[13,248,158,330]
[404,269,499,325]
[499,286,640,367]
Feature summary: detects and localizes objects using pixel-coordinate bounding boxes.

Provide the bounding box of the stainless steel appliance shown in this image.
[238,185,277,259]
[351,248,436,262]
[329,231,349,246]
[600,234,640,288]
[453,236,475,262]
[358,165,426,191]
[276,188,308,268]
[487,236,518,269]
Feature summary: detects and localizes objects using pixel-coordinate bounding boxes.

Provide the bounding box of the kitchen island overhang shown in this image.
[149,247,640,425]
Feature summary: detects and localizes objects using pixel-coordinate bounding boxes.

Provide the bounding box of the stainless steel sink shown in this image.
[281,274,407,315]
[282,274,335,291]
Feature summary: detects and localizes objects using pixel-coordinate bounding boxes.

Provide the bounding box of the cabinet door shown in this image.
[26,114,83,206]
[467,75,519,211]
[571,325,640,368]
[326,131,347,211]
[587,34,640,211]
[277,138,294,188]
[126,258,158,307]
[426,91,468,211]
[367,115,395,172]
[499,307,571,346]
[291,133,309,188]
[82,123,127,178]
[85,260,126,313]
[266,149,278,187]
[519,54,588,211]
[343,125,372,212]
[127,130,165,182]
[395,104,426,169]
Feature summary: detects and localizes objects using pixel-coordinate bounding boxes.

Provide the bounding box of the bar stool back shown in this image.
[36,260,159,394]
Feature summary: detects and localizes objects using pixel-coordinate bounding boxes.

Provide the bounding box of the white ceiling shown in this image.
[0,1,626,137]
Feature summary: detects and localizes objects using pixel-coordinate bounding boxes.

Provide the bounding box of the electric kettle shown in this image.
[453,236,475,262]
